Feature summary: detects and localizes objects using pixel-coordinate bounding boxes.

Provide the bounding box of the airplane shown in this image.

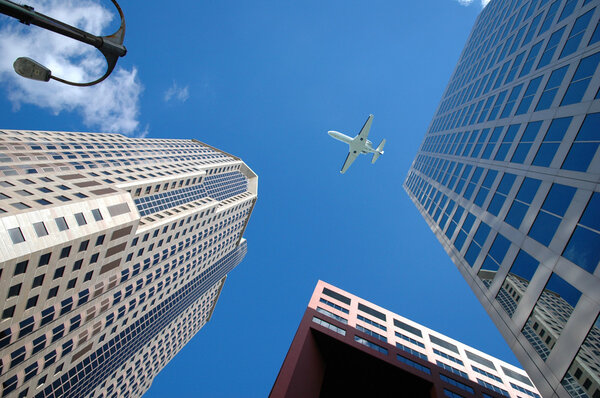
[328,114,386,174]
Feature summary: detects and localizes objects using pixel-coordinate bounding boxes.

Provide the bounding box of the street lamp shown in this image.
[0,0,127,86]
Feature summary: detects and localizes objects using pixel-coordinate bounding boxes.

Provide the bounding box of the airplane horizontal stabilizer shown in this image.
[372,139,386,164]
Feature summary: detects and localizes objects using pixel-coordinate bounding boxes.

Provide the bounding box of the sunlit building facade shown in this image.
[271,281,540,398]
[404,0,600,397]
[0,130,257,398]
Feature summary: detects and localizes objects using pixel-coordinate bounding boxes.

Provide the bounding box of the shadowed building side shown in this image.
[271,281,539,398]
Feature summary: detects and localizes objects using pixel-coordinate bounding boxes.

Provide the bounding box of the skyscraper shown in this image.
[404,0,600,397]
[0,129,257,398]
[271,281,541,398]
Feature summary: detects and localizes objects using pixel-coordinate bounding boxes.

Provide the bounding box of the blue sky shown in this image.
[0,1,520,396]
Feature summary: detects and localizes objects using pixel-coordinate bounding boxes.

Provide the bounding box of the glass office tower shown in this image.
[0,130,257,398]
[404,0,600,397]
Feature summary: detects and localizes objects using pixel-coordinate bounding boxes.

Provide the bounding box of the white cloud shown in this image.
[453,0,490,7]
[0,0,143,135]
[164,82,190,103]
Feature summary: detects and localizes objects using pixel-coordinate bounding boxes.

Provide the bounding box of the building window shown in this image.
[14,260,28,275]
[92,208,103,221]
[8,227,25,244]
[440,374,474,394]
[464,222,491,267]
[96,235,105,246]
[75,212,87,226]
[562,191,600,273]
[535,65,569,111]
[72,259,83,270]
[561,52,600,106]
[532,117,572,167]
[537,27,566,69]
[26,295,38,309]
[47,287,58,299]
[561,315,600,397]
[60,246,72,259]
[561,113,600,173]
[33,221,49,237]
[504,178,541,230]
[559,9,595,59]
[443,389,465,398]
[8,283,22,298]
[515,77,543,115]
[32,274,44,288]
[311,317,346,336]
[523,273,582,360]
[354,335,388,355]
[79,240,89,252]
[55,217,68,231]
[528,183,576,245]
[397,354,431,374]
[54,267,65,279]
[2,306,15,319]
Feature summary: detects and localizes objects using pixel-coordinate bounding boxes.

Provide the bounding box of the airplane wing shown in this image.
[340,151,359,174]
[356,114,374,142]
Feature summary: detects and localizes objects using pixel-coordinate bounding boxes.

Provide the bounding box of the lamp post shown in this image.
[0,0,127,86]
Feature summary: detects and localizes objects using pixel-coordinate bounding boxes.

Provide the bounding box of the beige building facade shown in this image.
[0,129,257,398]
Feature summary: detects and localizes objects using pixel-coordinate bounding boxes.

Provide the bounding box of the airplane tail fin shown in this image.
[372,139,386,164]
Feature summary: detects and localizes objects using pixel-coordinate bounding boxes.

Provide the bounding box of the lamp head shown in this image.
[13,57,51,82]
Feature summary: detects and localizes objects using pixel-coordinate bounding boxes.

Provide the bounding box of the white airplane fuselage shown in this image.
[327,131,378,155]
[328,114,385,173]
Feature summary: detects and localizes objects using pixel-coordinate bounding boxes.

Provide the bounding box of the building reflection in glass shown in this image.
[485,254,599,398]
[561,316,600,398]
[476,233,512,288]
[495,250,539,317]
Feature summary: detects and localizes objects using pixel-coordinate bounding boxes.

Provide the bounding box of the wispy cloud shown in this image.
[454,0,490,7]
[164,82,190,103]
[0,0,143,135]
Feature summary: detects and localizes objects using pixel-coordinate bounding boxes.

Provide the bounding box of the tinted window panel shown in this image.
[563,226,600,273]
[529,211,561,245]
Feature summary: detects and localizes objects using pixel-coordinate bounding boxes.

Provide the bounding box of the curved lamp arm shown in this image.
[0,0,127,87]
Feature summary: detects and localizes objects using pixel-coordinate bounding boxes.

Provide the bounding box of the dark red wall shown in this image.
[270,308,507,398]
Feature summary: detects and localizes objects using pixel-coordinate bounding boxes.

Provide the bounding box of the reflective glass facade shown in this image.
[405,0,600,397]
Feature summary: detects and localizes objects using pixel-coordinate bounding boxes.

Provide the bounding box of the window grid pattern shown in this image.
[0,130,258,398]
[440,373,475,394]
[396,342,427,360]
[357,314,387,331]
[395,331,425,348]
[472,365,504,383]
[319,298,349,314]
[477,378,510,397]
[312,317,346,336]
[135,172,248,217]
[354,335,388,355]
[437,360,470,379]
[397,354,431,374]
[434,348,465,366]
[316,307,348,324]
[356,324,387,343]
